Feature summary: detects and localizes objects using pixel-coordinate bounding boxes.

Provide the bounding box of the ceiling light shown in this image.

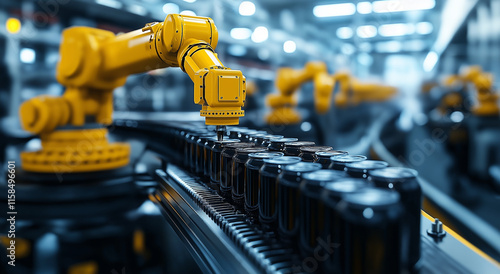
[336,27,353,39]
[416,22,433,35]
[313,3,356,17]
[379,23,414,37]
[184,0,197,3]
[239,1,256,16]
[283,40,296,53]
[251,26,268,43]
[231,28,252,40]
[373,0,435,13]
[356,25,377,38]
[162,3,179,14]
[357,2,372,14]
[20,48,36,64]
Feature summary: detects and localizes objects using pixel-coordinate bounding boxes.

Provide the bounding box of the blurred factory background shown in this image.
[1,0,500,273]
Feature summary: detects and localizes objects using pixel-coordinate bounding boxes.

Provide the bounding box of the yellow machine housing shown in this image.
[18,14,246,173]
[265,61,397,125]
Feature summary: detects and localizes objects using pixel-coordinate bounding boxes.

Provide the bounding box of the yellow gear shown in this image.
[20,129,129,173]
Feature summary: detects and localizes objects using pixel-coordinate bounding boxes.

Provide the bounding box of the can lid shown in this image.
[263,156,302,165]
[300,146,333,153]
[369,167,418,181]
[346,160,388,171]
[331,155,367,163]
[284,141,316,147]
[269,137,299,144]
[224,142,256,149]
[248,152,284,159]
[283,162,322,173]
[315,150,348,158]
[214,139,241,144]
[236,147,267,154]
[261,134,284,140]
[342,188,400,209]
[323,178,370,199]
[302,170,345,183]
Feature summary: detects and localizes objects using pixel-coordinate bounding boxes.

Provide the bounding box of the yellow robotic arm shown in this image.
[265,61,330,124]
[18,14,246,173]
[265,61,396,125]
[442,66,499,116]
[333,72,397,108]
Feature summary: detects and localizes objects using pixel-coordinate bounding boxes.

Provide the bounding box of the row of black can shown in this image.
[172,126,422,273]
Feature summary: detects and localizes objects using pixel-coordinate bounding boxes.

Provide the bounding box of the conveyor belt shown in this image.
[152,164,500,274]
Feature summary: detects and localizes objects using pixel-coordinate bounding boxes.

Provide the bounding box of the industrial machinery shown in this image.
[265,61,397,125]
[16,14,246,173]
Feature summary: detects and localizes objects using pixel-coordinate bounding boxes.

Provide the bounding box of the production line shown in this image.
[1,0,500,273]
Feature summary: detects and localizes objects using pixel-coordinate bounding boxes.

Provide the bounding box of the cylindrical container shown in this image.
[321,178,371,273]
[220,142,255,198]
[258,135,284,147]
[299,146,333,162]
[299,170,346,258]
[203,136,218,178]
[228,127,248,139]
[188,131,206,172]
[259,156,302,229]
[247,130,267,143]
[210,139,240,190]
[245,152,284,218]
[338,188,403,274]
[268,138,299,152]
[369,167,421,272]
[196,134,216,175]
[240,130,259,142]
[232,147,268,207]
[314,150,349,169]
[283,141,316,156]
[345,160,388,178]
[277,162,321,243]
[330,155,367,171]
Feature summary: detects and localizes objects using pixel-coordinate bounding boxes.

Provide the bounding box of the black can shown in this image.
[314,150,349,169]
[283,141,316,156]
[203,136,218,178]
[258,134,284,147]
[338,188,403,274]
[300,170,346,258]
[321,178,371,273]
[220,142,256,199]
[299,146,333,162]
[210,139,240,190]
[268,137,299,152]
[369,167,421,272]
[277,162,321,244]
[189,131,204,172]
[232,147,268,208]
[245,152,284,218]
[345,160,389,178]
[196,134,216,175]
[259,156,302,229]
[229,128,247,140]
[330,155,367,171]
[245,130,267,143]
